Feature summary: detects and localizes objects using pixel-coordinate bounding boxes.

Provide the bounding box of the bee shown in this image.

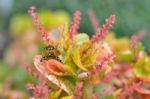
[40,44,62,63]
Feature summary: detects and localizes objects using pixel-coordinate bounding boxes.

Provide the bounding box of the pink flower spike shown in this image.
[28,6,50,42]
[69,10,81,39]
[91,53,115,77]
[92,93,98,99]
[120,81,142,98]
[130,30,145,59]
[26,83,35,90]
[130,35,138,59]
[91,15,116,43]
[98,53,115,71]
[34,87,42,97]
[74,82,83,99]
[23,64,33,73]
[102,69,119,83]
[88,9,100,32]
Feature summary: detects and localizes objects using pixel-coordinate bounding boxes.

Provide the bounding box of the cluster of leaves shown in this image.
[104,30,150,99]
[25,6,150,99]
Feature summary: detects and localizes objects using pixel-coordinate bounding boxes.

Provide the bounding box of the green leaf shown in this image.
[61,23,69,38]
[71,33,98,71]
[82,80,93,99]
[64,46,78,75]
[116,51,133,62]
[47,75,76,95]
[49,89,62,99]
[72,46,88,71]
[134,54,150,78]
[81,45,98,68]
[74,33,90,46]
[71,42,98,71]
[60,96,73,99]
[137,42,144,52]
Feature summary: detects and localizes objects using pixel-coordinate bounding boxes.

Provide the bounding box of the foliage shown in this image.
[25,6,150,99]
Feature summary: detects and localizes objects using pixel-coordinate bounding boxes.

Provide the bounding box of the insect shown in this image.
[40,44,62,63]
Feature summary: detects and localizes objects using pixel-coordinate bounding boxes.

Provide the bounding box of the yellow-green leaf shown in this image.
[72,46,88,71]
[74,33,90,46]
[60,96,73,99]
[49,89,62,99]
[134,54,150,79]
[82,80,93,99]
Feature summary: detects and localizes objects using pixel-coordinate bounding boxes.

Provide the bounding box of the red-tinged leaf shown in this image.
[34,54,71,76]
[34,55,49,75]
[46,59,68,75]
[142,94,150,99]
[137,77,150,83]
[135,86,150,94]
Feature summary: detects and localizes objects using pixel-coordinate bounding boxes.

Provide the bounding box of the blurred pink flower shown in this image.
[88,9,100,32]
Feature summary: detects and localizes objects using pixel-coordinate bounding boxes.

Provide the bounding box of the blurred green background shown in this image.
[0,0,150,98]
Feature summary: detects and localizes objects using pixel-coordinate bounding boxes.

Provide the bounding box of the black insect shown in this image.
[40,44,62,63]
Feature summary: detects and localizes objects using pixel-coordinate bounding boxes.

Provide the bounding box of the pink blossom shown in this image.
[28,6,50,41]
[33,78,49,99]
[23,63,39,78]
[130,30,145,59]
[102,69,119,83]
[90,53,115,84]
[69,10,81,39]
[95,53,115,71]
[74,82,83,99]
[121,81,142,98]
[90,53,115,80]
[91,15,116,43]
[23,64,33,73]
[24,63,50,98]
[26,83,35,90]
